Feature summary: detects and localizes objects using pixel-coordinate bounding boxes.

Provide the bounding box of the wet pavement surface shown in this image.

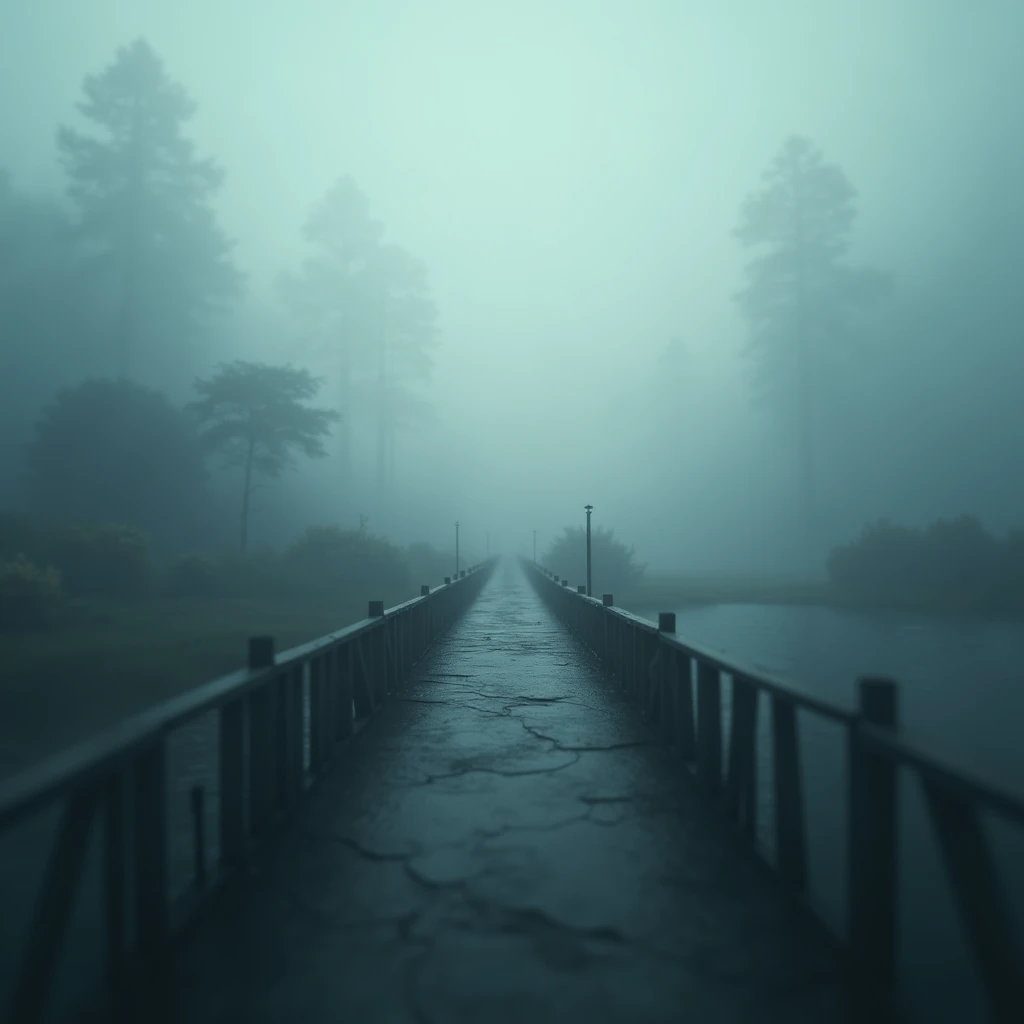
[166,560,849,1023]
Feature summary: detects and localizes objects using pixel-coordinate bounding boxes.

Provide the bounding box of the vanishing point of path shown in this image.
[164,560,847,1023]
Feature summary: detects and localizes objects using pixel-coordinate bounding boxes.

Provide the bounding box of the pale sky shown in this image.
[3,1,1022,566]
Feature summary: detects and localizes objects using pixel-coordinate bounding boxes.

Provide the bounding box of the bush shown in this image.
[827,520,927,596]
[286,526,410,597]
[0,555,63,630]
[47,524,152,599]
[404,541,453,589]
[543,526,645,597]
[216,548,297,599]
[23,378,211,553]
[162,553,221,599]
[827,515,1024,611]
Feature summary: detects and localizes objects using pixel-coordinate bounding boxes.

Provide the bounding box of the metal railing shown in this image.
[0,562,493,1024]
[527,561,1023,1024]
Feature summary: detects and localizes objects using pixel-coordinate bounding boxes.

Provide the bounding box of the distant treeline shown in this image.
[827,515,1024,613]
[542,526,645,599]
[0,515,455,632]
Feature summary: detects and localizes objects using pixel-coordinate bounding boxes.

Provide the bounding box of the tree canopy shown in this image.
[190,361,338,549]
[734,136,888,535]
[543,526,645,597]
[58,38,242,380]
[23,378,211,552]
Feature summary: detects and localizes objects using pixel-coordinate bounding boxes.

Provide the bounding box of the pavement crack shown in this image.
[519,721,650,753]
[295,827,417,863]
[408,753,582,787]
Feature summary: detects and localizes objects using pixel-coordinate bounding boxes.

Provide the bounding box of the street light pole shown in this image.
[455,521,459,577]
[584,505,593,596]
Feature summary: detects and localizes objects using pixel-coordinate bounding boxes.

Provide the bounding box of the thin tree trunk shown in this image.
[375,294,387,529]
[119,97,144,379]
[118,255,139,378]
[792,170,816,550]
[240,435,255,552]
[337,348,351,509]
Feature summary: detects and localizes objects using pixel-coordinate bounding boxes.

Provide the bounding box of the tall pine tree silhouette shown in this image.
[58,39,241,378]
[280,177,383,505]
[734,136,888,542]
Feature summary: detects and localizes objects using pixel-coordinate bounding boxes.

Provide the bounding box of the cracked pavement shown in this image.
[165,560,848,1023]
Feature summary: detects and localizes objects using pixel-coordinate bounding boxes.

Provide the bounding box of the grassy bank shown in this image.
[0,590,405,779]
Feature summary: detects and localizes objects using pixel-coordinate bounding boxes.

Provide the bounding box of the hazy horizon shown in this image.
[3,1,1023,574]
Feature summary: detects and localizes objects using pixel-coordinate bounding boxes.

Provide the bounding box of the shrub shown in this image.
[47,524,152,599]
[162,553,221,599]
[543,526,645,597]
[216,548,296,599]
[404,541,452,589]
[23,378,211,553]
[828,514,1024,611]
[0,555,63,631]
[827,520,927,596]
[286,526,410,597]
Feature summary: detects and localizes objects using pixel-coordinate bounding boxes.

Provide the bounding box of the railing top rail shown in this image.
[528,557,1024,814]
[860,723,1024,826]
[528,560,854,721]
[660,633,856,722]
[605,605,660,632]
[0,573,477,830]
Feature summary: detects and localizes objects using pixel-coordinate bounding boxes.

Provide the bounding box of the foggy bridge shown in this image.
[1,560,1021,1023]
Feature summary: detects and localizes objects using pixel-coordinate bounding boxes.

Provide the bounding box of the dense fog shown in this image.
[3,0,1023,576]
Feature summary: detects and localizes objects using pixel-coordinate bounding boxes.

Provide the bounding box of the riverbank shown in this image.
[622,574,1024,620]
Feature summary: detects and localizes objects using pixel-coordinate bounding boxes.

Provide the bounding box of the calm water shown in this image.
[633,601,1024,1024]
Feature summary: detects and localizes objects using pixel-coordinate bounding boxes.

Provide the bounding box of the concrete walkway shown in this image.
[166,560,848,1023]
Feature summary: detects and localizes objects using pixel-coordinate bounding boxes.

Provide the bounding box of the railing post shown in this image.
[219,697,245,865]
[602,595,613,668]
[104,772,126,995]
[369,601,386,702]
[9,785,100,1024]
[656,614,676,735]
[696,661,722,797]
[725,676,758,845]
[134,740,168,952]
[772,695,806,891]
[337,642,354,739]
[246,636,276,837]
[848,676,898,1003]
[190,784,206,888]
[309,656,323,774]
[676,653,696,761]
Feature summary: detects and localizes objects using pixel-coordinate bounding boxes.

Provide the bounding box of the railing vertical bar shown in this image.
[218,698,245,865]
[134,741,168,951]
[772,696,806,891]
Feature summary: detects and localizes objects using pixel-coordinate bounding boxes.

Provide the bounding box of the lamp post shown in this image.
[584,504,593,596]
[455,521,459,578]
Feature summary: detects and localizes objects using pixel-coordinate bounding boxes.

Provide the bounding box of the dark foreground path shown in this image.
[165,560,847,1023]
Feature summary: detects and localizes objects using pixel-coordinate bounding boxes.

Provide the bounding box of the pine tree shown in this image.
[734,136,888,536]
[58,38,242,379]
[280,177,383,500]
